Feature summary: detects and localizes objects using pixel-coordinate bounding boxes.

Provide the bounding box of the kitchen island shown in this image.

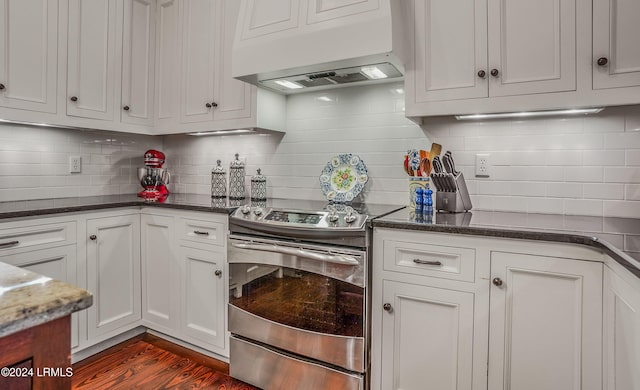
[0,262,92,388]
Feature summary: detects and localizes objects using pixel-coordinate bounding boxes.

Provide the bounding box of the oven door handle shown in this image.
[230,242,360,266]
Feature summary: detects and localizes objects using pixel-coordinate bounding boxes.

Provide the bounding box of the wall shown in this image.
[0,125,161,201]
[165,82,640,218]
[163,83,421,204]
[1,82,639,218]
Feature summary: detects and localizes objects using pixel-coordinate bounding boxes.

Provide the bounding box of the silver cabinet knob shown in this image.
[89,235,97,241]
[383,303,393,312]
[492,277,503,286]
[490,69,499,77]
[214,270,222,277]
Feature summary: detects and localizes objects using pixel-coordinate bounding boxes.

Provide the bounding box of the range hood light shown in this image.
[188,129,256,136]
[360,66,388,80]
[273,80,304,89]
[455,107,605,120]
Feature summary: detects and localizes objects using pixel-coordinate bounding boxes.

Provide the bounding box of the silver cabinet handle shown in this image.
[0,240,19,248]
[194,230,209,236]
[231,241,359,266]
[413,259,442,266]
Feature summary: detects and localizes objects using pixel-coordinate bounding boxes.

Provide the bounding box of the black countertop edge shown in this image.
[0,199,232,220]
[371,219,640,279]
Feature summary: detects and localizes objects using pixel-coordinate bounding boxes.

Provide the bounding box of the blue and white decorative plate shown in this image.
[319,154,369,202]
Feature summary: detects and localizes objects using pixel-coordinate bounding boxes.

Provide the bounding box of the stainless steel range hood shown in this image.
[232,0,410,94]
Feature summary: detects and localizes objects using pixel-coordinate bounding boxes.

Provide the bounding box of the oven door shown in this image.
[228,234,366,373]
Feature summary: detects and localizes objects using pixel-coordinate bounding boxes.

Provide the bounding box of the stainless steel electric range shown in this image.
[227,199,401,390]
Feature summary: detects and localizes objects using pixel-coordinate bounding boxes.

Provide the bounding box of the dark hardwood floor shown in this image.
[72,333,259,389]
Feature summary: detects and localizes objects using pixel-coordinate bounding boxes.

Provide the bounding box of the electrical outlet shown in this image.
[69,156,81,173]
[475,154,490,177]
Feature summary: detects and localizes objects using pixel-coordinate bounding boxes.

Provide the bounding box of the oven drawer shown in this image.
[383,238,476,282]
[230,336,364,390]
[0,221,76,254]
[178,217,225,247]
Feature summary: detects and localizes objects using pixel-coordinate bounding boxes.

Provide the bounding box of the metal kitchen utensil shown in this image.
[432,156,444,173]
[442,154,454,174]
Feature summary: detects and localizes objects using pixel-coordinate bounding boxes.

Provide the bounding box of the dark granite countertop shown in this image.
[0,262,93,338]
[0,193,234,219]
[373,208,640,278]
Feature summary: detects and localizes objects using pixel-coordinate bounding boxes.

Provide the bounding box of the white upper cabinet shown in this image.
[413,0,488,102]
[0,0,58,113]
[180,0,218,124]
[121,0,156,125]
[593,0,640,89]
[487,0,576,97]
[408,0,576,115]
[154,0,180,128]
[66,0,119,121]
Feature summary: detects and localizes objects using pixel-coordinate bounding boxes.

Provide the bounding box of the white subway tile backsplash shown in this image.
[564,199,603,216]
[0,84,637,218]
[604,200,640,218]
[604,167,640,183]
[626,185,640,201]
[583,183,625,200]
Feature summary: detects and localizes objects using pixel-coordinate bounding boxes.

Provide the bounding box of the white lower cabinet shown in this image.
[179,245,226,351]
[141,214,177,331]
[379,280,476,390]
[140,208,228,357]
[86,213,141,342]
[372,228,604,390]
[603,262,640,390]
[489,252,603,390]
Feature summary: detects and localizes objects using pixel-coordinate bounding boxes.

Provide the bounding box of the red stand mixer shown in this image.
[137,150,170,201]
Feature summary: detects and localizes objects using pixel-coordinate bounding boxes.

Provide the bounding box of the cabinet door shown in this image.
[179,246,225,351]
[489,252,602,390]
[593,0,640,89]
[86,214,141,340]
[154,0,180,127]
[603,266,640,390]
[379,280,475,390]
[180,0,217,124]
[121,0,155,125]
[0,246,79,349]
[67,0,119,120]
[487,0,576,96]
[413,0,488,102]
[141,214,177,330]
[0,0,58,113]
[213,0,252,121]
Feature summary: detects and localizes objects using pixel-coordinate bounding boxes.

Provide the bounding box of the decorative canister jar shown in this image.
[229,153,246,201]
[251,168,267,204]
[211,160,227,199]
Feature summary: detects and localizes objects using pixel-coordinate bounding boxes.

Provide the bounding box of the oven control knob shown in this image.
[328,211,339,223]
[240,205,251,215]
[253,207,263,216]
[344,211,357,224]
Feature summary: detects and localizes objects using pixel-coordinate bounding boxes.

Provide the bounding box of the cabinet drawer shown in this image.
[178,218,225,247]
[0,221,76,254]
[383,239,476,282]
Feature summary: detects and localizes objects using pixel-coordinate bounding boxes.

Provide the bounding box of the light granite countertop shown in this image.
[0,262,92,338]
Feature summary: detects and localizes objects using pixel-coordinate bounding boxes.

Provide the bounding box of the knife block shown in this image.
[435,173,473,213]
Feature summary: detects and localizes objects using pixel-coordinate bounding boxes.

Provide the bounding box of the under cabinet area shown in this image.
[372,228,604,390]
